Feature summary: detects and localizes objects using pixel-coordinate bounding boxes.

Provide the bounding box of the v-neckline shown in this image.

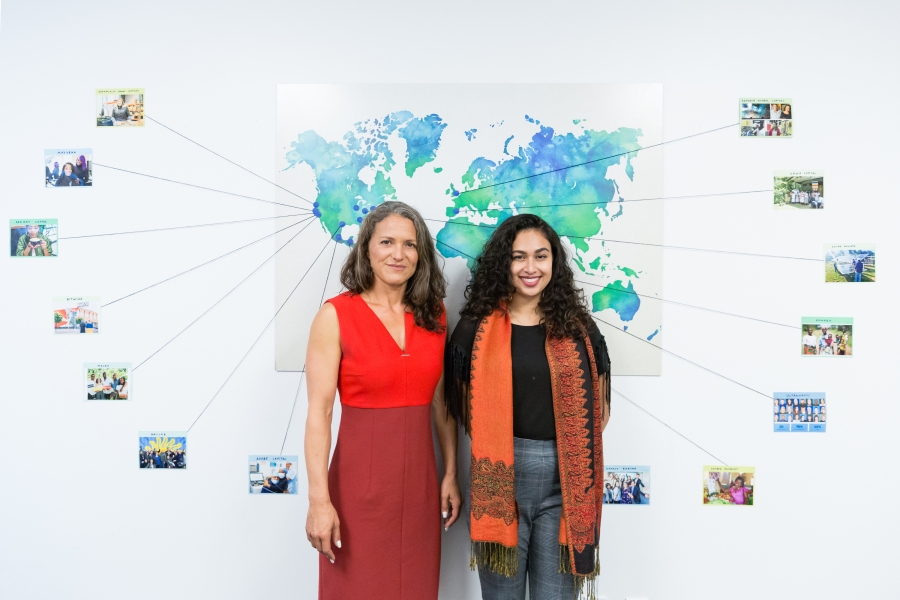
[356,294,411,354]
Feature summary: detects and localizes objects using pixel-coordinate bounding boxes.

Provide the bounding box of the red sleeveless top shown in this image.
[326,292,446,409]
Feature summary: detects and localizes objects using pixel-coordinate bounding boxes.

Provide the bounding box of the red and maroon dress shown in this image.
[319,292,445,600]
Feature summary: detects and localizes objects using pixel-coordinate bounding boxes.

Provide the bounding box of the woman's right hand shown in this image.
[306,500,342,563]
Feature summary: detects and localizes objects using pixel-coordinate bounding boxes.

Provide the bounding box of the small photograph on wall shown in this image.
[84,362,131,400]
[825,244,875,283]
[703,466,754,506]
[740,98,792,137]
[774,392,826,432]
[96,88,144,127]
[139,432,187,469]
[773,170,823,209]
[45,149,92,187]
[249,455,299,494]
[801,317,853,356]
[53,296,101,334]
[603,466,650,505]
[10,219,57,257]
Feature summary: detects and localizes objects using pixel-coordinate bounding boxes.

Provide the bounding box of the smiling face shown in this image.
[510,228,552,302]
[63,164,73,176]
[366,215,418,289]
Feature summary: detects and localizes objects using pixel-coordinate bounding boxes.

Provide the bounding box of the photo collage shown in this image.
[703,466,755,506]
[740,98,792,137]
[249,455,299,494]
[603,466,650,505]
[774,393,825,432]
[139,432,187,469]
[801,317,853,356]
[84,362,132,401]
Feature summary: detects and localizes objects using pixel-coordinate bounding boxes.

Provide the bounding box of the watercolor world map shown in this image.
[283,111,651,330]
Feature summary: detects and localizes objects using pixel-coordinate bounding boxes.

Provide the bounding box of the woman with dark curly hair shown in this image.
[305,201,461,600]
[445,213,611,600]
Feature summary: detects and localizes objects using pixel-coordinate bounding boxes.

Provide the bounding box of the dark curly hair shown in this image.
[460,214,592,338]
[340,201,446,333]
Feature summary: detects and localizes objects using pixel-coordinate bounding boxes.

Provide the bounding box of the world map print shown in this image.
[283,112,645,326]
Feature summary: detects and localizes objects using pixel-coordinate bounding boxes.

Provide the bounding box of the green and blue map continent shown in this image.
[283,112,644,325]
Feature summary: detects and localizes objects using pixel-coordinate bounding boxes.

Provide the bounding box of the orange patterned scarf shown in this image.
[461,309,609,592]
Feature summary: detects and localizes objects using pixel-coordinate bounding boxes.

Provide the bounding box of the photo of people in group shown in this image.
[249,455,299,494]
[801,317,853,357]
[825,244,875,283]
[602,466,650,505]
[773,393,826,432]
[139,432,186,469]
[84,362,131,401]
[773,170,823,209]
[53,296,101,334]
[10,219,57,257]
[45,149,92,187]
[703,466,755,506]
[96,88,144,127]
[740,98,793,137]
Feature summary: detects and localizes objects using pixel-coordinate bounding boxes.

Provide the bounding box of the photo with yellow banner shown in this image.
[704,466,755,506]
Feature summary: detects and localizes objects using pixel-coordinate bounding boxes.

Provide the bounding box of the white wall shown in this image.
[0,1,896,599]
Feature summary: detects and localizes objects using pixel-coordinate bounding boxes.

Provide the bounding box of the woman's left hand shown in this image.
[440,474,461,530]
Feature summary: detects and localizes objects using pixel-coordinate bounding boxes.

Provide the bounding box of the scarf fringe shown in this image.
[559,545,601,600]
[470,541,518,577]
[444,339,472,433]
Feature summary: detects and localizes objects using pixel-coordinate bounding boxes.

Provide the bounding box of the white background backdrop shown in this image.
[0,2,896,599]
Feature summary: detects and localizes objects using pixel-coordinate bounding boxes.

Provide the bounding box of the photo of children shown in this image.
[801,317,853,357]
[139,432,186,469]
[53,296,101,334]
[45,149,92,187]
[773,171,823,209]
[773,393,826,432]
[703,466,754,506]
[602,466,650,505]
[10,219,57,257]
[825,244,875,283]
[84,362,131,401]
[249,455,299,494]
[740,98,792,137]
[96,88,144,127]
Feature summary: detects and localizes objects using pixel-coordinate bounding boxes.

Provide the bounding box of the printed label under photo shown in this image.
[704,466,755,506]
[774,170,822,209]
[740,98,793,138]
[53,296,101,334]
[96,88,144,127]
[801,317,853,357]
[825,244,875,283]
[11,219,58,257]
[603,466,650,505]
[773,393,826,432]
[84,362,131,401]
[249,455,299,495]
[139,432,187,469]
[45,149,92,187]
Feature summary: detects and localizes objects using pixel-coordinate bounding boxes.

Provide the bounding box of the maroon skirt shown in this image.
[319,403,440,600]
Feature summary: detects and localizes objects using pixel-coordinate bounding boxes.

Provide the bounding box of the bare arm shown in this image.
[304,303,342,563]
[431,373,461,529]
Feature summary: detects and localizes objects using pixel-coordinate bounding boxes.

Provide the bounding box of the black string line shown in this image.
[455,189,772,213]
[62,213,310,240]
[429,219,818,262]
[575,279,796,329]
[280,240,340,453]
[133,219,318,371]
[94,163,311,211]
[612,388,728,465]
[186,231,338,432]
[592,315,772,401]
[103,218,313,308]
[145,115,314,206]
[456,122,738,195]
